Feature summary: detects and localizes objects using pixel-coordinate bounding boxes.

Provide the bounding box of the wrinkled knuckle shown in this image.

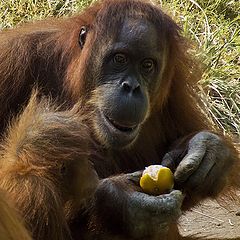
[174,171,188,183]
[182,161,197,172]
[206,132,224,146]
[100,178,113,186]
[158,191,183,210]
[200,131,215,138]
[127,171,142,180]
[170,190,184,201]
[96,178,116,197]
[196,131,220,142]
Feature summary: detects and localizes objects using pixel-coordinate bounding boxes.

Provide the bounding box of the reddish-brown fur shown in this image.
[0,93,98,240]
[0,190,32,240]
[0,0,239,239]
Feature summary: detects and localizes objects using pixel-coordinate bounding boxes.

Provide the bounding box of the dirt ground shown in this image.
[179,199,240,239]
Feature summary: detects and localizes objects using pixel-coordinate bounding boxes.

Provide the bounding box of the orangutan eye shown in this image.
[113,53,128,64]
[141,59,154,74]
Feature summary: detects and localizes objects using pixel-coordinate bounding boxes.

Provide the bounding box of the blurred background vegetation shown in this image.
[0,0,239,140]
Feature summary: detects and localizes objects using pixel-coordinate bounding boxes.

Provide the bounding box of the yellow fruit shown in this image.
[140,165,174,195]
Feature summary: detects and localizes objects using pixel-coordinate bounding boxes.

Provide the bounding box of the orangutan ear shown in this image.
[79,26,88,49]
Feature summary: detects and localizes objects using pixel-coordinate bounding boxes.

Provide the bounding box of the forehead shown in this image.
[115,18,160,52]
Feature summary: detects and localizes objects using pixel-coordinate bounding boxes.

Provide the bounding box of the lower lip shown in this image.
[99,110,140,145]
[104,115,137,133]
[102,111,138,134]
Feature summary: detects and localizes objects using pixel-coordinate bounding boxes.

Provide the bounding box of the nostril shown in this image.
[121,80,140,93]
[133,84,140,93]
[122,81,132,92]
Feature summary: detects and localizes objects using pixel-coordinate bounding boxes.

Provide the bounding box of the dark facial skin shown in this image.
[93,19,162,149]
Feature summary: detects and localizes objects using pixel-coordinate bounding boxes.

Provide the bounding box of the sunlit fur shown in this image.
[0,190,31,240]
[0,92,98,240]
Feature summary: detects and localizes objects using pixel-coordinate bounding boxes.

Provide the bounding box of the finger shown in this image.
[174,144,206,183]
[174,134,207,183]
[184,135,230,191]
[161,151,176,169]
[126,171,143,184]
[197,150,229,196]
[130,190,183,217]
[162,149,185,169]
[185,155,216,191]
[127,190,183,238]
[156,190,183,215]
